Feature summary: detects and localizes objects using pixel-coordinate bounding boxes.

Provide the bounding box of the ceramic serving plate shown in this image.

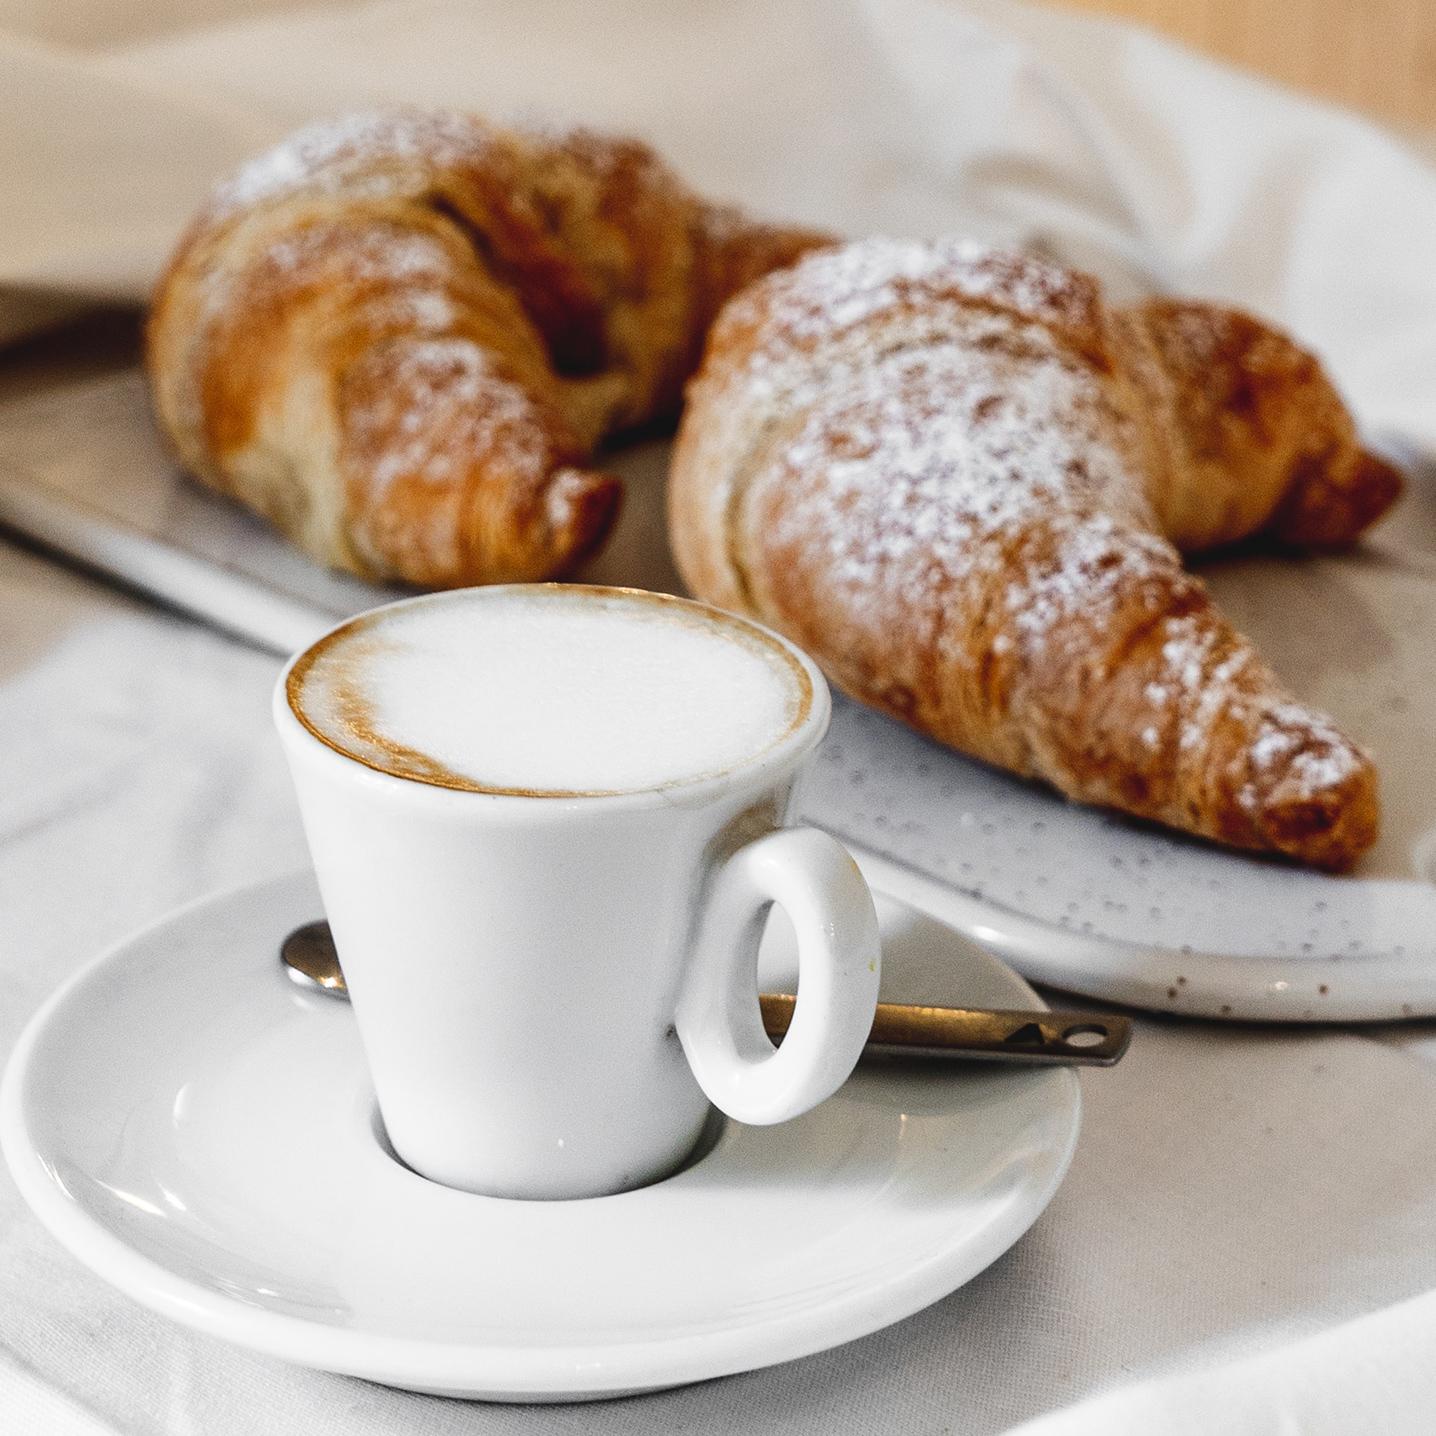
[814,447,1436,1022]
[0,871,1079,1401]
[3,364,1434,1019]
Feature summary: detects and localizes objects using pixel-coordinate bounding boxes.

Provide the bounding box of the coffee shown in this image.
[286,586,811,795]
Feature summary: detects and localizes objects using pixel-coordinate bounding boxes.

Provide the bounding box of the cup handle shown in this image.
[676,828,881,1125]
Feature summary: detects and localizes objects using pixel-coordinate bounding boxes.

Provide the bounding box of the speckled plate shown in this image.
[4,369,1434,1021]
[802,447,1436,1022]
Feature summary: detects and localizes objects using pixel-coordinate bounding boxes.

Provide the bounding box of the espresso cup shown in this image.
[273,585,881,1199]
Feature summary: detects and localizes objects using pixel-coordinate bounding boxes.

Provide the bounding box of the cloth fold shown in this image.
[4,0,1436,450]
[1007,1288,1436,1436]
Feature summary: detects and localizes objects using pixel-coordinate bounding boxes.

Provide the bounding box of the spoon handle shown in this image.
[759,993,1130,1066]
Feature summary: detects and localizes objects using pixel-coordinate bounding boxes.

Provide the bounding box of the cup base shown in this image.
[369,1101,729,1202]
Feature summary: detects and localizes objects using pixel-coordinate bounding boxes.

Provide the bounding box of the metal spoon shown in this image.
[281,920,1131,1067]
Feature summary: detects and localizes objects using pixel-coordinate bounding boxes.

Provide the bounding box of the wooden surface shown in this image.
[1047,0,1436,132]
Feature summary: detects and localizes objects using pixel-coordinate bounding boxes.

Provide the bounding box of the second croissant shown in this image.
[670,240,1401,870]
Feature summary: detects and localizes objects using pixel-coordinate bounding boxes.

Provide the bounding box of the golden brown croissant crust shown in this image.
[670,241,1402,869]
[146,110,828,587]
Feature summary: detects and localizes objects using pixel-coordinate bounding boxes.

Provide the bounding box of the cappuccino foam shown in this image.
[289,589,810,794]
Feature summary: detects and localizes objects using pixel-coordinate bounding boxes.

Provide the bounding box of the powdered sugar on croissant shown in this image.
[670,240,1400,869]
[147,110,826,587]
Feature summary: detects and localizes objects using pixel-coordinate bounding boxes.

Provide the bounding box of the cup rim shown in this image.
[274,584,832,811]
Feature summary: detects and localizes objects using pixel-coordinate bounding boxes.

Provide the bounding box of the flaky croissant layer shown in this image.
[670,240,1400,869]
[146,109,827,587]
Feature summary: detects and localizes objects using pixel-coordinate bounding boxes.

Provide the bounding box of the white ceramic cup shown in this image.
[274,586,881,1200]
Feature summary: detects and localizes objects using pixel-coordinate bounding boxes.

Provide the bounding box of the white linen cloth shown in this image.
[1008,1288,1436,1436]
[5,0,1436,455]
[3,2,1436,1432]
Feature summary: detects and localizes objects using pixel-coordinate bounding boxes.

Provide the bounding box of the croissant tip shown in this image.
[1257,746,1380,871]
[547,467,623,572]
[1277,449,1405,549]
[1354,450,1405,533]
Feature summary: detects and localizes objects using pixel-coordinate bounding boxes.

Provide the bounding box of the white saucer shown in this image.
[0,871,1079,1402]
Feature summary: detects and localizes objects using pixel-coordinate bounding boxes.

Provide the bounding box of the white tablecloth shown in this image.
[5,525,1436,1435]
[4,2,1436,1432]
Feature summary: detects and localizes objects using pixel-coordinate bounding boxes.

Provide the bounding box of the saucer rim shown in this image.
[1,871,1081,1397]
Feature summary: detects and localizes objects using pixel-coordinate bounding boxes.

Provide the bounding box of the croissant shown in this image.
[670,241,1401,869]
[146,110,826,586]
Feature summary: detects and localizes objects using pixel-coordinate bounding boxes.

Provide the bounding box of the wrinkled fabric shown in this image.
[1007,1288,1436,1436]
[3,0,1436,453]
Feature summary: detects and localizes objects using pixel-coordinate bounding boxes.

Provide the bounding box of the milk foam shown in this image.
[290,589,808,793]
